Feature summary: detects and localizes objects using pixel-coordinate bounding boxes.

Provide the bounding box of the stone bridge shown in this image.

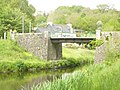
[13,31,96,60]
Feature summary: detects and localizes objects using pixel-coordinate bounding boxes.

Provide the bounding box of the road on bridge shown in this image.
[50,37,96,43]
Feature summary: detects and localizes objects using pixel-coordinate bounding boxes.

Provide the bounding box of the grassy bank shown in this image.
[31,48,120,90]
[0,40,95,72]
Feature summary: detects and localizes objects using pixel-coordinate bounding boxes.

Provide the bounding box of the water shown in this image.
[0,67,81,90]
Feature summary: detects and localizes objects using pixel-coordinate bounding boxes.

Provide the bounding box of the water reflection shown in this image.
[0,67,80,90]
[22,72,61,90]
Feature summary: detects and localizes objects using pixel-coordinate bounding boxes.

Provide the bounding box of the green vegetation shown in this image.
[35,13,48,27]
[0,69,72,90]
[0,0,35,37]
[0,40,95,72]
[63,47,94,62]
[1,1,120,89]
[1,1,120,37]
[44,5,120,32]
[31,47,120,90]
[88,39,104,49]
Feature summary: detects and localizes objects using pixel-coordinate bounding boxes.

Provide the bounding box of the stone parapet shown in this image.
[95,32,120,63]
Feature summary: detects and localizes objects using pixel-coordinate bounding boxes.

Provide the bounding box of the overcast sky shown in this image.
[28,0,120,12]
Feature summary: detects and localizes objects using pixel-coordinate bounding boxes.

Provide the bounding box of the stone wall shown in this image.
[48,39,62,60]
[95,32,120,63]
[14,32,62,60]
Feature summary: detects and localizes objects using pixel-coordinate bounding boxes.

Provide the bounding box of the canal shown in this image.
[0,67,81,90]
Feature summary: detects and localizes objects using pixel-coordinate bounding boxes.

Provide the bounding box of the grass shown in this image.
[31,48,120,90]
[0,40,46,72]
[0,40,95,72]
[63,47,94,61]
[0,40,40,61]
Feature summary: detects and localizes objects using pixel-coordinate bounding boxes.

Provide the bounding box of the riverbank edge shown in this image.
[0,58,92,73]
[30,50,120,90]
[0,40,94,73]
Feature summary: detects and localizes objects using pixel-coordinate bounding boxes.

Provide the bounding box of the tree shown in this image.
[97,4,114,13]
[0,0,36,37]
[47,5,120,32]
[34,12,48,27]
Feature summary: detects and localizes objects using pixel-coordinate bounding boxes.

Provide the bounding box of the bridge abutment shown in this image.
[48,41,62,60]
[14,31,62,60]
[46,31,62,60]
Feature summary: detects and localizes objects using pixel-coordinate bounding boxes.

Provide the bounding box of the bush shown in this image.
[88,39,104,49]
[14,61,27,72]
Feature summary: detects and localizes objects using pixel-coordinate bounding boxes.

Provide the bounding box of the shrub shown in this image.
[88,39,104,49]
[14,61,27,72]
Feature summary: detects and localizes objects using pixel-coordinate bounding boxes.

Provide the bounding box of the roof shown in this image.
[35,24,75,34]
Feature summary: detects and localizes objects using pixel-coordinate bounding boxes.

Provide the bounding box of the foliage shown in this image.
[47,5,120,32]
[31,49,120,90]
[34,12,48,27]
[96,20,103,30]
[0,0,35,37]
[97,4,112,13]
[88,39,104,49]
